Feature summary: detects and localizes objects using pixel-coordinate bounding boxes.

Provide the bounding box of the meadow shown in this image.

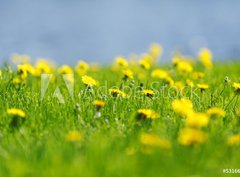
[0,45,240,177]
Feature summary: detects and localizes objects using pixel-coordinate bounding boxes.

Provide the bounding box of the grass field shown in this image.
[0,47,240,177]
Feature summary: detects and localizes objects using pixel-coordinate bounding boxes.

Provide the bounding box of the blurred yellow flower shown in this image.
[186,112,209,128]
[7,108,26,118]
[207,107,226,117]
[151,69,169,79]
[149,43,163,59]
[34,59,53,76]
[82,75,98,87]
[232,82,240,92]
[197,84,209,91]
[93,100,105,109]
[139,58,151,70]
[143,89,154,98]
[109,88,126,98]
[123,69,134,80]
[65,131,83,142]
[163,76,174,86]
[140,133,171,149]
[137,109,159,119]
[12,77,24,85]
[191,72,205,80]
[11,53,31,64]
[58,65,73,74]
[186,79,194,88]
[176,61,193,73]
[0,70,2,77]
[75,60,89,75]
[172,98,194,117]
[178,128,207,146]
[227,134,240,146]
[198,48,213,69]
[115,57,128,67]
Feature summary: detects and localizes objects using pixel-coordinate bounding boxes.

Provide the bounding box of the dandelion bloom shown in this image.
[140,133,171,149]
[232,82,240,93]
[143,89,154,98]
[191,72,205,80]
[207,107,226,117]
[198,48,213,69]
[151,69,169,79]
[34,59,54,76]
[197,84,209,91]
[137,109,159,119]
[174,81,184,92]
[149,43,163,59]
[12,77,24,85]
[93,100,105,109]
[186,112,209,128]
[172,98,194,117]
[58,65,73,74]
[82,75,98,87]
[75,61,89,75]
[163,76,174,86]
[178,128,207,146]
[115,57,128,67]
[109,89,126,98]
[122,69,134,80]
[139,59,151,70]
[176,61,193,73]
[65,131,83,142]
[228,134,240,146]
[7,108,26,118]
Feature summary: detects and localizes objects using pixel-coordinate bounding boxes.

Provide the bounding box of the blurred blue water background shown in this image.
[0,0,240,64]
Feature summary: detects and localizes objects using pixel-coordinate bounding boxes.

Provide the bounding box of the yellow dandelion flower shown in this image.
[172,98,194,117]
[163,76,174,86]
[109,88,126,98]
[178,128,207,146]
[7,108,26,118]
[34,59,53,76]
[197,84,209,91]
[198,48,213,69]
[176,61,193,73]
[143,89,154,98]
[65,131,83,142]
[232,82,240,92]
[0,70,2,77]
[174,81,185,92]
[82,75,98,87]
[137,109,159,119]
[191,72,205,80]
[139,59,151,70]
[58,65,73,74]
[93,100,105,109]
[149,43,163,59]
[172,57,181,66]
[151,69,169,79]
[140,133,171,149]
[228,134,240,146]
[122,69,134,80]
[75,60,89,75]
[12,77,24,85]
[207,107,226,117]
[186,112,209,128]
[115,57,128,67]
